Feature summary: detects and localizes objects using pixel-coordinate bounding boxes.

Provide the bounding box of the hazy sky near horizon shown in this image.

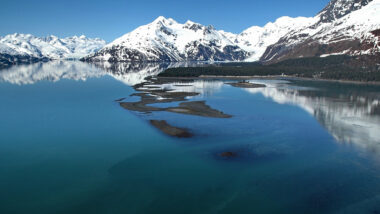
[0,0,330,42]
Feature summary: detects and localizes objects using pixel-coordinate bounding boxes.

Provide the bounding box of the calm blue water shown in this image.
[1,61,380,214]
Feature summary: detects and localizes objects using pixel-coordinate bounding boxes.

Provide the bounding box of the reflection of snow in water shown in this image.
[0,61,204,86]
[2,62,380,155]
[0,61,222,98]
[144,80,224,97]
[96,61,183,86]
[244,81,380,155]
[0,61,106,85]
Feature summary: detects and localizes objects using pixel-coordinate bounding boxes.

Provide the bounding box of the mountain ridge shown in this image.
[1,0,379,65]
[0,33,106,67]
[82,16,318,63]
[84,0,380,63]
[261,0,380,63]
[82,16,250,62]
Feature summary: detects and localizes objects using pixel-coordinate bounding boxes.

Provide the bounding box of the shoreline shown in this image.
[157,75,380,86]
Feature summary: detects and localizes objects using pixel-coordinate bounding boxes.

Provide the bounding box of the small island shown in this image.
[225,81,266,88]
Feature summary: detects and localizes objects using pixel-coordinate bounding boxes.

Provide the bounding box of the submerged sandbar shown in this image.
[150,120,193,138]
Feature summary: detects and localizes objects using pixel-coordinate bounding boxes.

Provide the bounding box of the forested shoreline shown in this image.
[158,55,380,82]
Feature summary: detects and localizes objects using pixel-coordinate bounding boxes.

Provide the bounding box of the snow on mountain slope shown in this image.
[0,33,106,59]
[231,16,316,61]
[317,0,380,55]
[85,16,317,62]
[4,0,378,65]
[83,16,249,62]
[318,0,373,23]
[86,0,379,63]
[261,0,380,62]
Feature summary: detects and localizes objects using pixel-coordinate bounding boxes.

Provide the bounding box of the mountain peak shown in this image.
[185,20,197,25]
[151,16,177,26]
[153,16,167,22]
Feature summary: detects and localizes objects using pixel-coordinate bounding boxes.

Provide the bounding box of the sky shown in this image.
[0,0,330,42]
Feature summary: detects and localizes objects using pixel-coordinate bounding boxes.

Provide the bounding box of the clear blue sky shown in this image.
[0,0,330,42]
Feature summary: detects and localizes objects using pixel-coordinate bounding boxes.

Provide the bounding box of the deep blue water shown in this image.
[1,61,380,214]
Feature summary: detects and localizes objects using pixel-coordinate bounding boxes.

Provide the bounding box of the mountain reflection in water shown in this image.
[1,61,380,156]
[244,80,380,155]
[0,61,204,86]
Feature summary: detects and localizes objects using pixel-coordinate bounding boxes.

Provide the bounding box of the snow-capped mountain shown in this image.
[318,0,373,23]
[83,16,316,63]
[3,0,379,65]
[261,0,380,62]
[83,16,249,62]
[229,16,315,61]
[85,0,380,63]
[0,33,106,66]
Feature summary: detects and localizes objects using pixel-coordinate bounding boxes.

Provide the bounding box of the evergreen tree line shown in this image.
[158,55,380,82]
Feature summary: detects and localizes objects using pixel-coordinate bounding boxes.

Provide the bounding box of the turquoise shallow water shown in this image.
[1,61,380,214]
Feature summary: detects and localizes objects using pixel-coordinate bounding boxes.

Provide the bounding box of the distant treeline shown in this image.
[158,55,380,82]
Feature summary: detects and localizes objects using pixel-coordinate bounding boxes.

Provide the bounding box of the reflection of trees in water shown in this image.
[245,82,380,155]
